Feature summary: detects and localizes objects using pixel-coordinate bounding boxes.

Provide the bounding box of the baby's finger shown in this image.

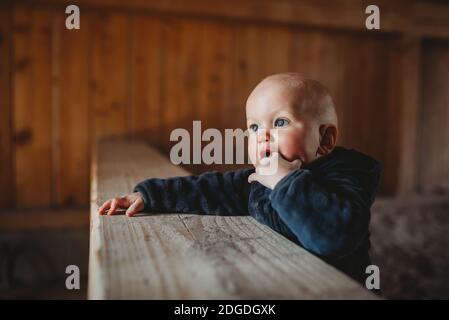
[270,152,280,165]
[248,172,259,183]
[98,199,112,215]
[125,200,141,217]
[107,198,124,215]
[259,157,271,166]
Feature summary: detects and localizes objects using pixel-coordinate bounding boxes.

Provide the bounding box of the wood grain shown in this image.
[161,19,203,150]
[130,16,163,148]
[0,4,13,209]
[198,21,233,131]
[13,6,54,208]
[4,1,449,210]
[90,12,130,145]
[388,37,421,195]
[234,24,265,113]
[290,29,394,194]
[89,139,377,299]
[0,208,88,231]
[53,11,90,206]
[22,0,449,39]
[418,40,449,194]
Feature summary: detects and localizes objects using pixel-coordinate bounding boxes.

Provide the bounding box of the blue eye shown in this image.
[249,124,259,132]
[274,118,289,128]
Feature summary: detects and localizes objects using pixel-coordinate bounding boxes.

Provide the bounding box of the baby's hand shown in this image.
[248,152,302,189]
[98,192,144,217]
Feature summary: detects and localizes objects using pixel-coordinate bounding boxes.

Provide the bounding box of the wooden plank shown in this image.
[418,40,449,194]
[130,16,163,148]
[260,24,292,76]
[13,6,54,208]
[0,4,13,209]
[193,21,237,174]
[290,29,394,194]
[339,35,392,194]
[391,37,421,195]
[411,1,449,40]
[53,11,90,206]
[198,21,233,131]
[379,36,421,195]
[160,19,202,151]
[0,208,88,231]
[90,12,130,145]
[233,24,264,118]
[89,138,377,299]
[22,0,449,39]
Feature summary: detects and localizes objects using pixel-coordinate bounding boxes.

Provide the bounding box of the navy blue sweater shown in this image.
[134,146,381,284]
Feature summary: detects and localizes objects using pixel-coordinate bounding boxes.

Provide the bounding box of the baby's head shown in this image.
[246,73,338,166]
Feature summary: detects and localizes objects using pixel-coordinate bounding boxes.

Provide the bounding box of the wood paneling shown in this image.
[130,16,163,148]
[161,19,203,149]
[53,11,90,206]
[0,208,88,230]
[23,0,449,39]
[388,37,421,195]
[13,6,54,208]
[289,31,393,193]
[341,35,391,193]
[234,24,265,123]
[90,12,130,144]
[418,40,449,194]
[0,4,13,209]
[198,21,234,131]
[2,1,449,210]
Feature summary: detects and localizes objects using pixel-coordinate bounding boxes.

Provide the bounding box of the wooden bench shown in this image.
[88,138,377,299]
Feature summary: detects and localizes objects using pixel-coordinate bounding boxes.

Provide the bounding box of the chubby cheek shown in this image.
[277,131,307,162]
[247,128,319,165]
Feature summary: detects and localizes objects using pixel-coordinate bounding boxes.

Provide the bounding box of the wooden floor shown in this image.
[89,139,377,299]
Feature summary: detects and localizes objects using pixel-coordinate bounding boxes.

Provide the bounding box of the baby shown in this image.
[98,73,381,285]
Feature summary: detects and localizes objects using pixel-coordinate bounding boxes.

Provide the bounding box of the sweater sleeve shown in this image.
[133,168,253,216]
[269,163,380,260]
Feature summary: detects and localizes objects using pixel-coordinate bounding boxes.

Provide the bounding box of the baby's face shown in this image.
[246,81,320,166]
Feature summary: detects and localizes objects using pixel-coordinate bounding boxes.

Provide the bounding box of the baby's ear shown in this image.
[317,124,338,156]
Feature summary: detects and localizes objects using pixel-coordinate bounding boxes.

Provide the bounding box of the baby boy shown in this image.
[98,73,381,285]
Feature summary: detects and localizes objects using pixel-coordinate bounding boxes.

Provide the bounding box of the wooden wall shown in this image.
[418,39,449,194]
[1,0,449,210]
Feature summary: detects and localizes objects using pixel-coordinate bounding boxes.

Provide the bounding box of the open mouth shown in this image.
[259,149,271,159]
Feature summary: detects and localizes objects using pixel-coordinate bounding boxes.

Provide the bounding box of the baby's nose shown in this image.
[257,130,271,143]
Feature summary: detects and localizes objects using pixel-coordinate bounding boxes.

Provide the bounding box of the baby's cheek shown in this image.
[278,132,306,161]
